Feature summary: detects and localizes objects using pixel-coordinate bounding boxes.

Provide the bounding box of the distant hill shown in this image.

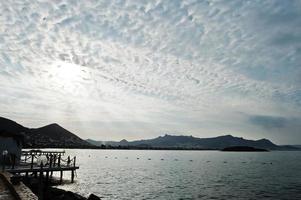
[87,134,299,150]
[0,117,93,148]
[222,146,268,152]
[279,145,301,150]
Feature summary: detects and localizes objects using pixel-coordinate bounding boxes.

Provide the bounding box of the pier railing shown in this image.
[20,152,76,169]
[2,150,79,184]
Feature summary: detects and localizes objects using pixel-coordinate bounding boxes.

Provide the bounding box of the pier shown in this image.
[3,150,79,184]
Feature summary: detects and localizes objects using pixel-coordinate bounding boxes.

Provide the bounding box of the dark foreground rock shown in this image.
[43,187,101,200]
[22,177,101,200]
[88,194,101,200]
[221,146,268,152]
[46,187,86,200]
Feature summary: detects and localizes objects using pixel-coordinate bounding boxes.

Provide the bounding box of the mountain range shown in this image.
[87,134,300,150]
[0,117,93,148]
[0,116,300,150]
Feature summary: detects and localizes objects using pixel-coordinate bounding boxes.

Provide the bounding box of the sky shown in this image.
[0,0,301,144]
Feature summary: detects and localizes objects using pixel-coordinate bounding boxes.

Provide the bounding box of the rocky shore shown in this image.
[22,176,101,200]
[42,187,100,200]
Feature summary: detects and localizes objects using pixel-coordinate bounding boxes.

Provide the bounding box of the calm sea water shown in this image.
[55,149,301,200]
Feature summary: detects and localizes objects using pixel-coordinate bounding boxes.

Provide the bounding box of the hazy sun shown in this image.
[49,60,83,91]
[55,61,81,81]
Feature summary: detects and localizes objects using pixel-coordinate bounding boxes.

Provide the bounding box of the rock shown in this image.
[87,194,101,200]
[47,187,86,200]
[10,174,22,185]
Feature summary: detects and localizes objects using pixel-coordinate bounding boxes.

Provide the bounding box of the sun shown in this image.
[55,61,81,81]
[49,60,83,90]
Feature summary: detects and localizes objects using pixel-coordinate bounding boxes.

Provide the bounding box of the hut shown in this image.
[0,130,24,165]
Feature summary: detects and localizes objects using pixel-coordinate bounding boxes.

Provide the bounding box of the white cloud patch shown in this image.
[0,0,301,143]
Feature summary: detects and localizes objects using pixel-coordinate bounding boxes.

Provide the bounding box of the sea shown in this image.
[55,149,301,200]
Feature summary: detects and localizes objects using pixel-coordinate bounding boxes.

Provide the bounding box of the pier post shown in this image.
[60,170,63,184]
[46,170,49,186]
[31,155,34,169]
[50,156,53,178]
[39,162,44,200]
[49,155,53,168]
[58,155,61,167]
[53,155,56,167]
[71,170,74,183]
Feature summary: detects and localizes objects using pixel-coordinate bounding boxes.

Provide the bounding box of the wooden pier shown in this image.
[3,150,79,184]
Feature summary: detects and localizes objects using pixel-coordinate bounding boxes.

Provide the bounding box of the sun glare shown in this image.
[54,61,82,81]
[48,60,83,91]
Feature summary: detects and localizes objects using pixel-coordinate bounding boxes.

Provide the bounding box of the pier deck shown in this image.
[3,150,79,183]
[7,166,79,173]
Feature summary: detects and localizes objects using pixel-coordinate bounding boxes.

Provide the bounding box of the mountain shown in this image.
[0,117,27,133]
[87,134,298,150]
[279,145,301,150]
[0,117,93,148]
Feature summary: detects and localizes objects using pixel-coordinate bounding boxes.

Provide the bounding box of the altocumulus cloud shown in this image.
[0,0,301,143]
[249,115,288,129]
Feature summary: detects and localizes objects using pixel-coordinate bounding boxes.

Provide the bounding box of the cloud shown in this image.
[0,0,301,143]
[249,115,287,129]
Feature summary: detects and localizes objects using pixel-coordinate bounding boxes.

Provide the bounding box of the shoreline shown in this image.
[23,147,301,152]
[21,175,101,200]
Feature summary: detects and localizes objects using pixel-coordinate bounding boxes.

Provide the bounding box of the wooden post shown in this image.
[58,155,61,167]
[49,155,53,168]
[73,156,76,167]
[71,170,74,183]
[71,156,76,183]
[60,170,63,184]
[31,155,34,169]
[39,162,44,200]
[46,170,49,186]
[39,162,43,179]
[53,155,56,167]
